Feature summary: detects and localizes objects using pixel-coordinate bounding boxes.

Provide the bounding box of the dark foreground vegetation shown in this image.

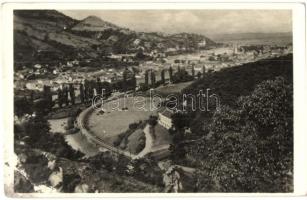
[169,54,293,192]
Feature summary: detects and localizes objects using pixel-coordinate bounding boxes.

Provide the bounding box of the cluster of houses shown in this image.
[15,42,292,94]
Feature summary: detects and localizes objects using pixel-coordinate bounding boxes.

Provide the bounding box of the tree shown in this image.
[169,67,173,83]
[33,98,52,116]
[14,97,33,117]
[169,128,186,162]
[191,65,195,79]
[123,67,128,83]
[122,67,136,91]
[88,81,95,101]
[135,48,146,60]
[161,69,165,84]
[96,77,102,96]
[139,83,149,92]
[23,116,50,145]
[239,76,293,139]
[101,81,112,98]
[169,112,190,162]
[43,85,53,111]
[87,152,114,171]
[148,115,158,126]
[202,65,206,78]
[69,83,75,105]
[147,115,158,139]
[172,112,190,130]
[79,83,85,104]
[131,72,137,90]
[150,70,156,87]
[172,68,193,83]
[62,174,81,193]
[84,79,89,102]
[57,88,63,108]
[129,158,164,186]
[63,86,69,106]
[197,71,201,79]
[145,70,149,86]
[193,77,293,192]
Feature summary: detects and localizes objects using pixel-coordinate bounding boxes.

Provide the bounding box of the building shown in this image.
[198,40,207,48]
[158,109,174,129]
[233,43,239,54]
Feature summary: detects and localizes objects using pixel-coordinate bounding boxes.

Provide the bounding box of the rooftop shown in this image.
[158,108,174,118]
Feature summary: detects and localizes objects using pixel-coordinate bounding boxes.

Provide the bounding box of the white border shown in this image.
[1,1,306,198]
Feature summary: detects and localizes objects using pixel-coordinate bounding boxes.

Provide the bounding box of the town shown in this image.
[15,43,292,93]
[12,9,294,194]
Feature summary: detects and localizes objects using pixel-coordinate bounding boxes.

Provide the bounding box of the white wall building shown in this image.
[158,109,173,130]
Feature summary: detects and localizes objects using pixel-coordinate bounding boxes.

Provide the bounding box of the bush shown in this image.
[128,122,138,130]
[62,173,81,193]
[135,136,146,153]
[36,133,84,160]
[14,97,33,117]
[130,158,164,187]
[22,116,84,160]
[22,154,51,185]
[14,171,35,193]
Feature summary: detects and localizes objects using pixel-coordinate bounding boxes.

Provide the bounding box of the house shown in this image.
[194,65,202,72]
[66,61,74,67]
[158,109,174,130]
[72,60,79,65]
[53,69,59,75]
[198,40,207,48]
[133,39,141,46]
[166,47,177,53]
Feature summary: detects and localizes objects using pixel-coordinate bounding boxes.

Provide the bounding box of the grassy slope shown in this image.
[183,54,293,108]
[181,54,293,136]
[154,81,195,97]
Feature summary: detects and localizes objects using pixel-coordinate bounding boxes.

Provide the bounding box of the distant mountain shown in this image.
[209,32,292,44]
[14,10,216,65]
[72,15,121,32]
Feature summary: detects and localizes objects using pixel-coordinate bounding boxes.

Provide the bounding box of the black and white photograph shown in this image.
[1,2,306,197]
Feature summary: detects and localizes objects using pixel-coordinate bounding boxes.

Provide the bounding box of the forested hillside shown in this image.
[169,55,293,192]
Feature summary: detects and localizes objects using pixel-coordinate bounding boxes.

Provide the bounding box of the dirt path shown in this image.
[135,125,171,159]
[134,124,153,159]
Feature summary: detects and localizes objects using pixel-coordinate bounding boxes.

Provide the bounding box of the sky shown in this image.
[60,10,292,36]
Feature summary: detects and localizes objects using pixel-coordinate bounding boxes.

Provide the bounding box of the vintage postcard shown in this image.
[1,1,306,198]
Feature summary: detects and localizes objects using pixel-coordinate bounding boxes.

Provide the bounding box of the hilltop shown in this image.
[71,15,121,31]
[14,10,217,65]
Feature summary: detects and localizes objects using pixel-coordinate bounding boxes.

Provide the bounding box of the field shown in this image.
[86,96,157,145]
[48,118,67,134]
[154,81,194,96]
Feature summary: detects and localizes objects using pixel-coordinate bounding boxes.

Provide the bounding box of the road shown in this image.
[134,124,153,159]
